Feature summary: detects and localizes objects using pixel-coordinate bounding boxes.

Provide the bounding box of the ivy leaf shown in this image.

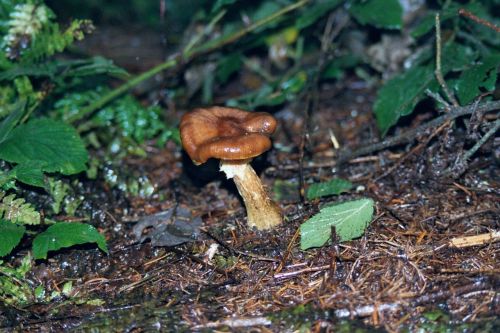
[350,0,402,30]
[455,55,499,105]
[0,219,26,256]
[32,222,108,259]
[300,198,374,250]
[307,178,352,200]
[0,118,88,175]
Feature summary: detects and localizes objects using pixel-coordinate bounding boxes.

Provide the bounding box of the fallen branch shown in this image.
[337,100,500,163]
[334,281,493,318]
[192,317,271,329]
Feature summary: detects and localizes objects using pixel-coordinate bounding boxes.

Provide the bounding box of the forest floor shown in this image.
[1,25,499,332]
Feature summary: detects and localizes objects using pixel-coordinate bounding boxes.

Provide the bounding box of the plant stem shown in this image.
[67,0,309,124]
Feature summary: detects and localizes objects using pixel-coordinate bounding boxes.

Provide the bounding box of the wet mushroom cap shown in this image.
[180,106,277,164]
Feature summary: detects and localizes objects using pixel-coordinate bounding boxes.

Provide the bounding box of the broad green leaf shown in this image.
[295,0,342,30]
[411,5,459,38]
[441,43,477,73]
[0,219,26,256]
[0,118,88,175]
[374,65,436,136]
[455,55,499,105]
[300,198,374,250]
[307,178,352,200]
[10,161,46,188]
[349,0,402,30]
[32,222,108,259]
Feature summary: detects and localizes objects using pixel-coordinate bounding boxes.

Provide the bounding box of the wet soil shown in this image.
[1,27,499,333]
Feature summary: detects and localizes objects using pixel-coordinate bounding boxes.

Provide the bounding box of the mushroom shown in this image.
[180,106,282,230]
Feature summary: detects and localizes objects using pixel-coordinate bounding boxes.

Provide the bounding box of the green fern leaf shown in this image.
[0,192,40,225]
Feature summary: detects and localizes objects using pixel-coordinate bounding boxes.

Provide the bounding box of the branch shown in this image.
[66,0,310,124]
[337,100,500,163]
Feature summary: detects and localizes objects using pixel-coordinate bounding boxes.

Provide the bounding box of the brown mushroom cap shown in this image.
[180,106,277,164]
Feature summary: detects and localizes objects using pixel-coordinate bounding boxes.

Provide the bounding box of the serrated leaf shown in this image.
[350,0,402,30]
[0,219,26,256]
[10,161,46,188]
[32,222,108,259]
[374,65,436,136]
[0,118,88,175]
[307,178,352,200]
[455,55,499,105]
[0,193,40,225]
[300,198,374,250]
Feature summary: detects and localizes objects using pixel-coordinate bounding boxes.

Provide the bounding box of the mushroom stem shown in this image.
[220,161,282,230]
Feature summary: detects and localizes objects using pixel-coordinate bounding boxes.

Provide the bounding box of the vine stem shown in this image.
[67,0,309,124]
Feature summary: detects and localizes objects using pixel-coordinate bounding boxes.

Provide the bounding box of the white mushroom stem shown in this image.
[220,160,282,230]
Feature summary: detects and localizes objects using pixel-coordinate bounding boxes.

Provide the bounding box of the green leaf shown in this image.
[455,55,499,105]
[0,219,26,256]
[295,0,342,30]
[307,178,353,200]
[216,53,242,83]
[0,118,88,175]
[411,5,458,38]
[349,0,402,30]
[374,65,436,136]
[10,161,46,188]
[300,198,374,250]
[211,0,237,14]
[0,193,41,225]
[32,222,108,259]
[0,99,26,143]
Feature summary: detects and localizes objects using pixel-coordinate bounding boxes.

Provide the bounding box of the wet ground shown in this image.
[1,26,499,332]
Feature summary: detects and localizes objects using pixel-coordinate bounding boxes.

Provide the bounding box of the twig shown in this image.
[434,14,459,107]
[299,9,348,201]
[459,8,500,32]
[274,264,330,279]
[451,118,500,173]
[374,121,449,181]
[337,100,500,163]
[334,281,493,318]
[67,0,309,123]
[449,230,500,248]
[274,227,301,274]
[192,317,271,329]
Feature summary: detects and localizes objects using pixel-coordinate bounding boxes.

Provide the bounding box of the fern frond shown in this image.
[0,191,41,225]
[2,3,52,59]
[20,19,94,63]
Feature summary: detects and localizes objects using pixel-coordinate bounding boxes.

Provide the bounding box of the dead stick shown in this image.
[459,8,500,32]
[449,230,500,248]
[337,100,500,163]
[435,14,459,107]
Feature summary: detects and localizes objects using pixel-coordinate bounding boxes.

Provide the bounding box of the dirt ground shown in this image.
[1,26,499,332]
